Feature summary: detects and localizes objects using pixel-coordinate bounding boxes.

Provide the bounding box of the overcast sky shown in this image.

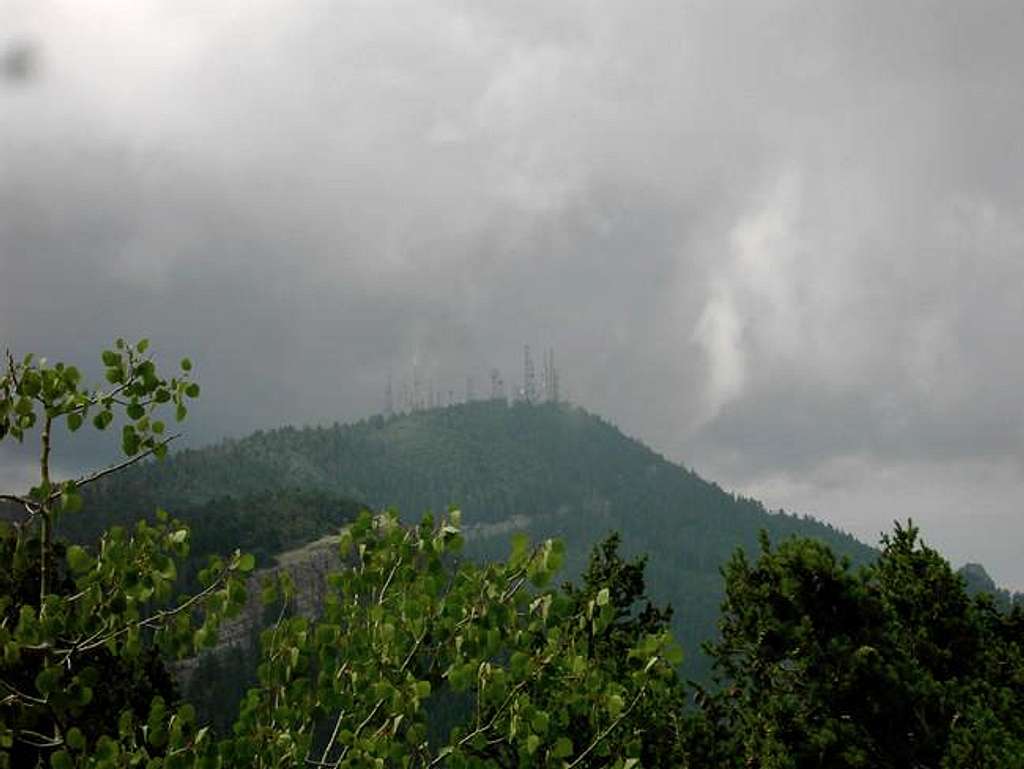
[3,1,1024,587]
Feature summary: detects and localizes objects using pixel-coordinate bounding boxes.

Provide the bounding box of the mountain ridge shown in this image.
[75,400,877,679]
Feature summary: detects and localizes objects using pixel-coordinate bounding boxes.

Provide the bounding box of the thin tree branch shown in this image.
[13,728,63,749]
[3,435,180,511]
[563,684,648,769]
[315,708,348,767]
[60,434,181,494]
[0,676,49,706]
[334,698,386,766]
[427,680,531,769]
[39,414,52,603]
[69,564,229,656]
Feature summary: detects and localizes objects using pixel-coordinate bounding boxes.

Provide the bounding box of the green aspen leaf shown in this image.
[185,383,200,398]
[236,553,255,572]
[551,737,573,759]
[180,358,192,371]
[118,710,134,737]
[261,583,278,606]
[664,642,683,667]
[61,489,82,514]
[50,750,73,769]
[448,665,471,691]
[338,528,353,556]
[530,711,549,734]
[34,665,61,695]
[3,642,19,665]
[194,626,211,649]
[101,350,119,366]
[74,688,93,710]
[93,736,116,761]
[65,728,85,751]
[169,528,189,545]
[21,373,40,398]
[607,694,624,718]
[67,544,92,574]
[526,735,541,755]
[137,338,149,354]
[126,402,145,420]
[596,587,610,607]
[67,412,83,432]
[152,420,165,434]
[122,424,140,454]
[156,556,177,581]
[510,532,529,565]
[176,403,187,422]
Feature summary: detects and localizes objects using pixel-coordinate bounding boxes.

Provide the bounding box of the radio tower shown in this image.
[543,349,559,403]
[385,373,394,416]
[523,345,536,403]
[490,368,505,402]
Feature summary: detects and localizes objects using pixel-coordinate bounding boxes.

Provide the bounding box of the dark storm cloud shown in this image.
[3,0,1024,585]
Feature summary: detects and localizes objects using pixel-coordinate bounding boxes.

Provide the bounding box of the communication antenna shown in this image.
[547,349,559,403]
[487,366,503,403]
[523,344,536,403]
[401,379,411,413]
[385,373,394,416]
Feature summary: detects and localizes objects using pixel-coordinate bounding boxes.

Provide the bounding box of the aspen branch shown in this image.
[61,433,181,494]
[67,564,231,656]
[563,684,649,769]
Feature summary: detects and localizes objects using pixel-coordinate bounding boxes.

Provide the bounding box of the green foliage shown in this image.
[212,510,682,768]
[686,522,1024,768]
[0,342,240,767]
[558,534,687,767]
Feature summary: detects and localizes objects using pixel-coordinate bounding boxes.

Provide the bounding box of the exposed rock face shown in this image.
[173,535,342,689]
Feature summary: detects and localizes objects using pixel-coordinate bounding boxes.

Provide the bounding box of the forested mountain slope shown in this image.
[76,400,875,678]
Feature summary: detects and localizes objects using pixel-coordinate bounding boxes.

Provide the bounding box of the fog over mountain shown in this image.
[3,1,1024,586]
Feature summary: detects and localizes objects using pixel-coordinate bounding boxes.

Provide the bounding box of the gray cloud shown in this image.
[3,0,1024,586]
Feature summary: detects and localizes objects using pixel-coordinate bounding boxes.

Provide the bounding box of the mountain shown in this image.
[960,562,1023,611]
[69,400,875,680]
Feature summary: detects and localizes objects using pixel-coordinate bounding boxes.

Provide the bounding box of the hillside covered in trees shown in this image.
[71,399,876,679]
